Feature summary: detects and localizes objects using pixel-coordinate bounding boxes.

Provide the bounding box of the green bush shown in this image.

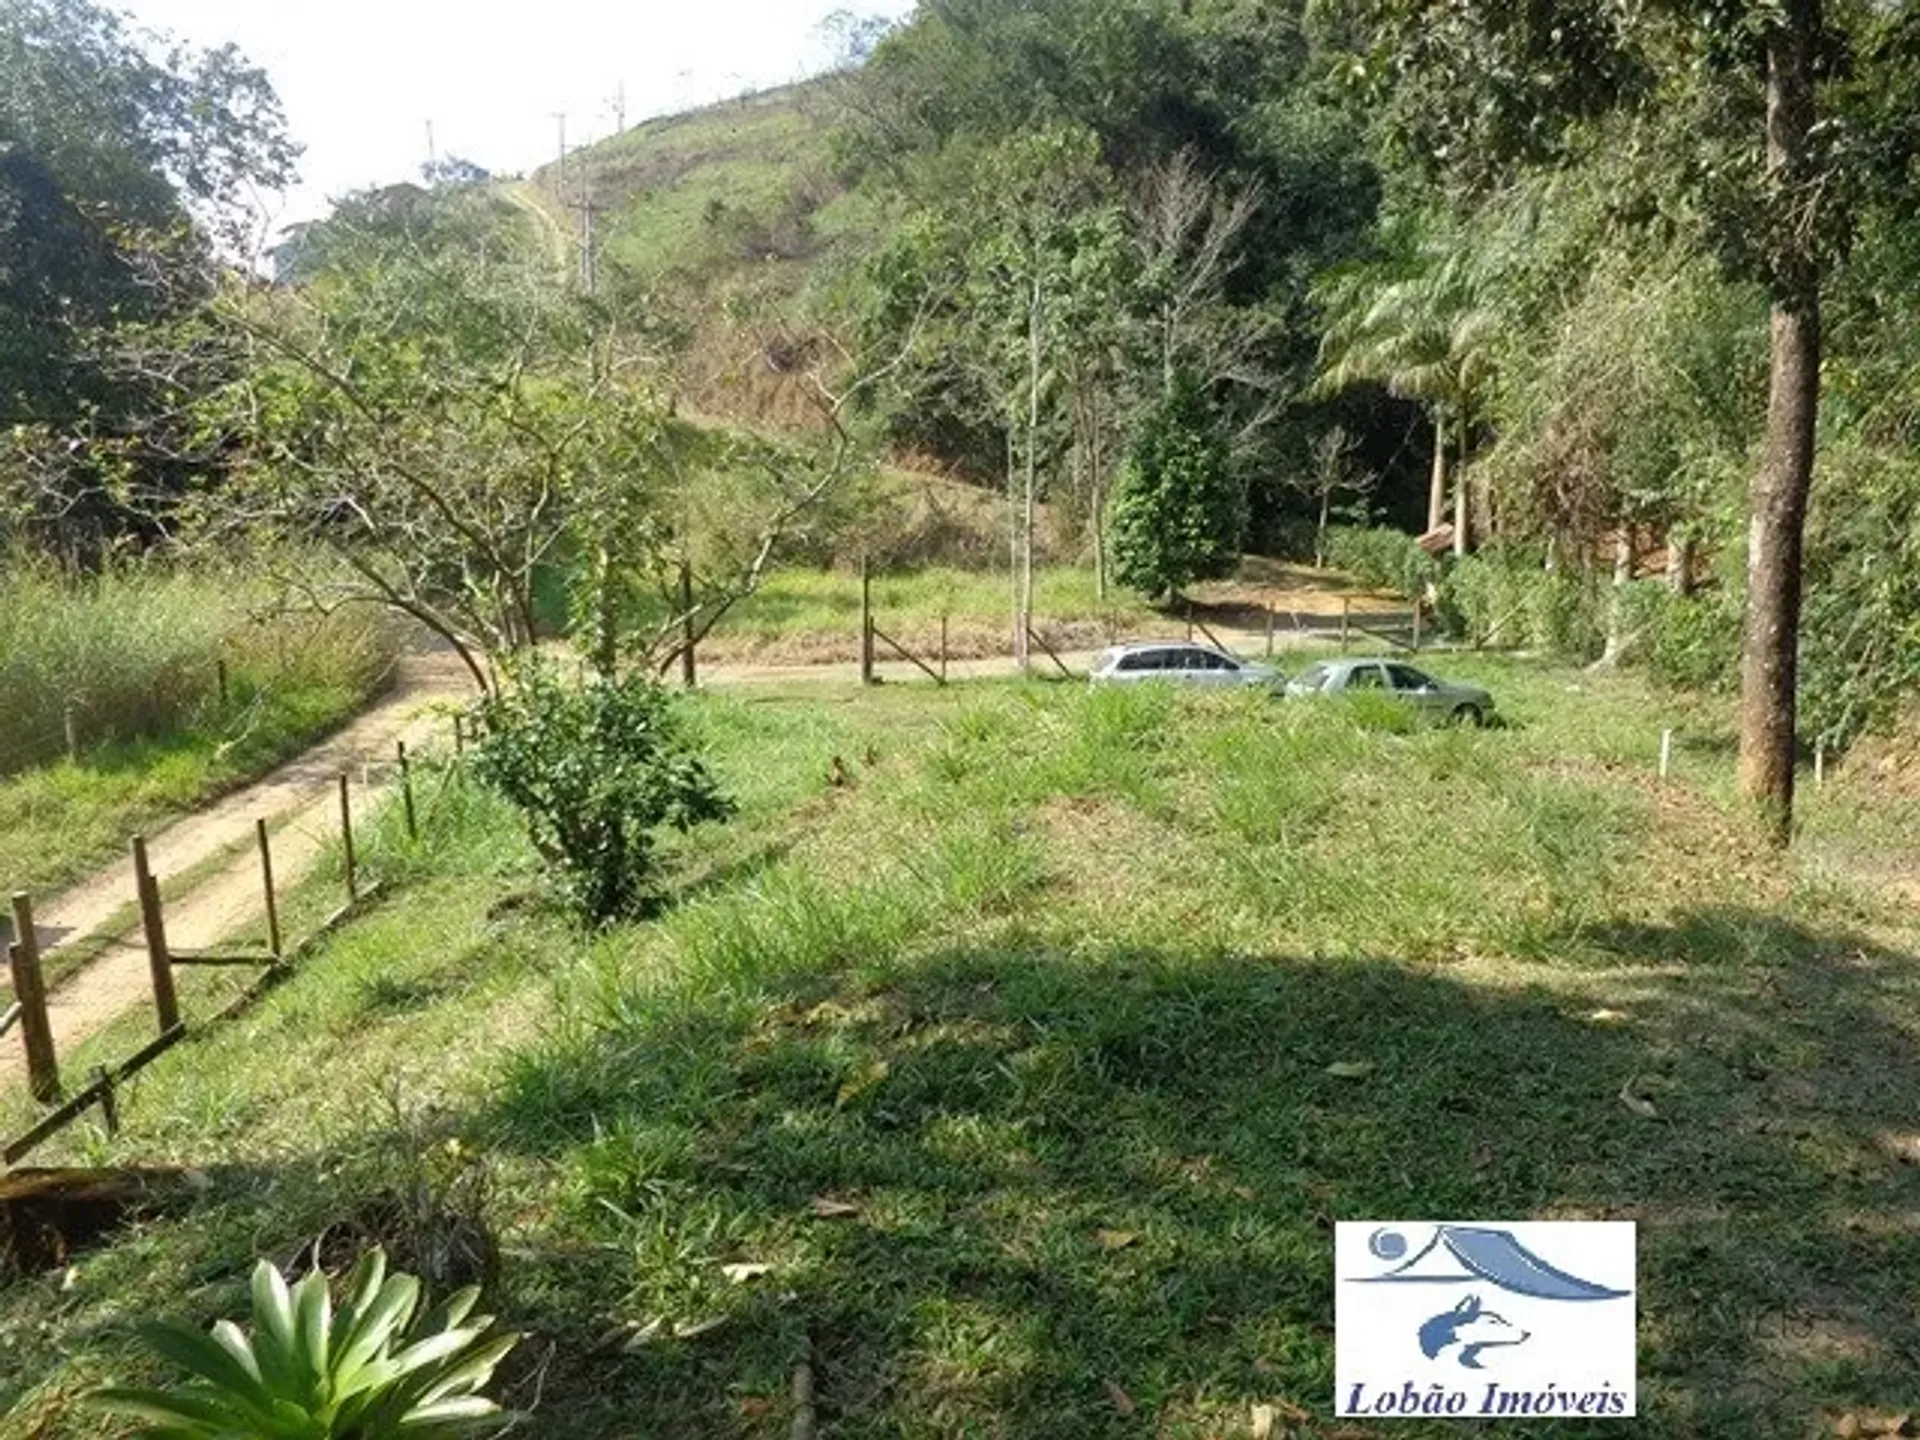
[95,1248,517,1438]
[1109,373,1244,601]
[1322,525,1440,603]
[473,664,735,922]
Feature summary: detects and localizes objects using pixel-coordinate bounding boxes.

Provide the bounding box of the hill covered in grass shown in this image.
[523,80,883,430]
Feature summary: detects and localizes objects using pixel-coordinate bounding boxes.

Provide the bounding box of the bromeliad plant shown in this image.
[95,1248,518,1438]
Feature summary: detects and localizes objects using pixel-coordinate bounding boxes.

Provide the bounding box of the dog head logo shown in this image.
[1357,1225,1630,1373]
[1417,1294,1530,1369]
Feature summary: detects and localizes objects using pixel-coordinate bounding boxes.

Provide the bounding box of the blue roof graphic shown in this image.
[1360,1226,1629,1301]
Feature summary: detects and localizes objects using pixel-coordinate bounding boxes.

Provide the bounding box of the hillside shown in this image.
[525,81,880,428]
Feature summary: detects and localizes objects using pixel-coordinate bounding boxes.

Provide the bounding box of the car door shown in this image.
[1343,663,1388,694]
[1185,647,1241,689]
[1111,648,1168,684]
[1386,663,1445,715]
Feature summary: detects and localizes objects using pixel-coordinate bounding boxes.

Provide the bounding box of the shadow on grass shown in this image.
[475,914,1920,1438]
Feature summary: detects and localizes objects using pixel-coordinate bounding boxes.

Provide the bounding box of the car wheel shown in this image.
[1451,704,1484,728]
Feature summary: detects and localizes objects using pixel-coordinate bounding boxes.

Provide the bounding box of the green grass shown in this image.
[0,576,401,896]
[691,564,1157,665]
[3,660,1917,1439]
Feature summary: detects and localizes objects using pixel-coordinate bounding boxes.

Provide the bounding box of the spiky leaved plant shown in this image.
[95,1247,518,1437]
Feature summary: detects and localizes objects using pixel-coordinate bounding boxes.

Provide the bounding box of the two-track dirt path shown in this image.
[0,589,1393,1094]
[0,647,475,1089]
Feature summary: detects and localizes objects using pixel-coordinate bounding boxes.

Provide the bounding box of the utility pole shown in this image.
[551,111,568,202]
[424,119,437,178]
[611,81,627,134]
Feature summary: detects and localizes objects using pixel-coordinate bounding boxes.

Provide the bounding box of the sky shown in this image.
[116,0,916,235]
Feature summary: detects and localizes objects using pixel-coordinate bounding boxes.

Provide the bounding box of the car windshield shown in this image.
[1296,663,1329,690]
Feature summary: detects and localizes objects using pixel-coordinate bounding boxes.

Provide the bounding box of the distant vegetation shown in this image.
[0,559,399,894]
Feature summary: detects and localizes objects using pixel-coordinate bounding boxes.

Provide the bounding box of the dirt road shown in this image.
[0,647,475,1089]
[0,587,1403,1093]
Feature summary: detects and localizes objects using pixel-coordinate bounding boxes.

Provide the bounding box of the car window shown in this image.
[1116,650,1161,673]
[1188,649,1231,671]
[1347,664,1386,690]
[1387,665,1431,691]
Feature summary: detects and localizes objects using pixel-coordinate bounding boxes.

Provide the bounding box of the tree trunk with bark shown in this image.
[1738,0,1823,846]
[1452,409,1469,558]
[1427,408,1448,533]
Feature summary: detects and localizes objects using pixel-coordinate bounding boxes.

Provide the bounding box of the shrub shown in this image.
[1108,373,1244,601]
[1322,525,1439,603]
[473,663,734,922]
[94,1248,517,1438]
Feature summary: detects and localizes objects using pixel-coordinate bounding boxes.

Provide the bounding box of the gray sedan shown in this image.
[1089,641,1283,692]
[1285,657,1495,725]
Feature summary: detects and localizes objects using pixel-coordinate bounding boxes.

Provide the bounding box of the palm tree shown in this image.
[1313,236,1498,553]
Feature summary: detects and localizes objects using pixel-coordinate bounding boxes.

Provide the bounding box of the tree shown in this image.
[1108,372,1242,602]
[1313,219,1498,551]
[0,0,293,554]
[473,662,733,922]
[1345,0,1891,840]
[154,217,863,694]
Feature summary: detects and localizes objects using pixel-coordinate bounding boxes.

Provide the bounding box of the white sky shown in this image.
[115,0,916,234]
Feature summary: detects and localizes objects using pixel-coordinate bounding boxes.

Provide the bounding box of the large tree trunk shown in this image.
[1738,0,1822,846]
[1452,409,1469,557]
[1018,270,1041,676]
[1666,528,1695,596]
[1427,409,1448,533]
[1596,526,1636,670]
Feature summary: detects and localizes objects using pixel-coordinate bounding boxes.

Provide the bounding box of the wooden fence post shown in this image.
[398,740,418,841]
[453,712,466,756]
[940,613,949,685]
[8,893,60,1103]
[1412,604,1423,652]
[339,773,357,902]
[1659,729,1673,781]
[63,702,78,762]
[131,838,180,1033]
[216,658,229,708]
[256,818,283,961]
[1265,604,1275,658]
[1815,741,1826,789]
[860,556,875,686]
[679,556,697,690]
[1340,598,1351,651]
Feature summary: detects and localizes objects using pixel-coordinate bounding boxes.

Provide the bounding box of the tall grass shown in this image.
[0,557,395,777]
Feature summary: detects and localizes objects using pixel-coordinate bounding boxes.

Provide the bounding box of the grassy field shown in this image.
[3,657,1918,1438]
[691,564,1158,666]
[0,567,400,895]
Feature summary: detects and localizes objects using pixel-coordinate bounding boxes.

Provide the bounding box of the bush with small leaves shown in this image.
[94,1248,518,1438]
[473,663,734,922]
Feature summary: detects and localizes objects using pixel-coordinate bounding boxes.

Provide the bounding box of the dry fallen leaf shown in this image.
[1325,1061,1374,1079]
[1587,1008,1631,1025]
[1104,1380,1137,1418]
[1618,1076,1660,1120]
[673,1316,728,1340]
[1250,1403,1277,1439]
[1094,1228,1140,1251]
[810,1195,862,1219]
[722,1262,772,1284]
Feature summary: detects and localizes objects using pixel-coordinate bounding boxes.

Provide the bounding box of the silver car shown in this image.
[1285,657,1495,725]
[1089,641,1283,692]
